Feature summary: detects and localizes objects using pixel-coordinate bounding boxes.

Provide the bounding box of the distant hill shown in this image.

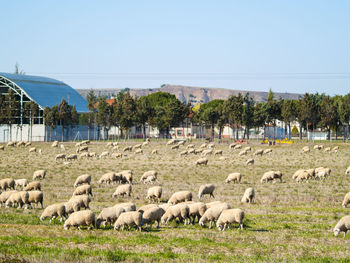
[76,84,303,104]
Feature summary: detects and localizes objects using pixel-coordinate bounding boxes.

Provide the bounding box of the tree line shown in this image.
[1,86,350,141]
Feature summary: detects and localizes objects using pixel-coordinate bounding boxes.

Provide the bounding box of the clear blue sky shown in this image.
[1,1,349,95]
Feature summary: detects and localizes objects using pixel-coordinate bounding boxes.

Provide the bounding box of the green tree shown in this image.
[319,96,337,140]
[113,92,137,139]
[24,101,38,141]
[58,98,72,141]
[86,89,97,140]
[338,94,350,140]
[223,94,243,140]
[253,102,266,136]
[135,96,152,140]
[96,97,113,140]
[242,94,255,139]
[5,88,20,141]
[43,106,58,141]
[263,89,281,140]
[281,99,297,139]
[197,99,224,139]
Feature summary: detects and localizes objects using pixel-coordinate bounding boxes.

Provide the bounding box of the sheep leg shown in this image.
[209,221,212,229]
[240,224,244,230]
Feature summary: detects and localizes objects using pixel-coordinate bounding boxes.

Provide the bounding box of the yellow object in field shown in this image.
[276,138,294,144]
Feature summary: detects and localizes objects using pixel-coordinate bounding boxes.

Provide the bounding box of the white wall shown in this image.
[0,124,45,142]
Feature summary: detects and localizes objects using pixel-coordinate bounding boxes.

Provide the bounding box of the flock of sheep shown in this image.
[0,138,350,237]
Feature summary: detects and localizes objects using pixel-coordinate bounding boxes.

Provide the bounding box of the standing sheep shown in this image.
[216,208,245,231]
[29,147,36,153]
[33,170,46,180]
[73,185,93,197]
[225,173,242,184]
[25,181,41,191]
[342,192,350,208]
[168,191,192,205]
[334,215,350,237]
[114,211,143,231]
[96,206,125,228]
[161,203,190,225]
[113,202,136,212]
[142,207,165,228]
[40,203,67,222]
[66,154,78,161]
[199,202,231,228]
[112,184,132,198]
[69,195,91,209]
[146,186,162,202]
[345,166,350,175]
[246,159,254,165]
[98,172,117,186]
[214,150,223,155]
[195,158,208,166]
[140,170,158,183]
[241,188,255,203]
[254,149,264,156]
[64,210,95,230]
[198,184,215,199]
[55,154,66,161]
[74,174,91,188]
[15,179,29,189]
[0,191,17,207]
[187,202,207,224]
[0,178,15,191]
[64,200,81,215]
[28,190,44,208]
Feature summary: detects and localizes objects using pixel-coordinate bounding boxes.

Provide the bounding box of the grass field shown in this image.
[0,140,350,262]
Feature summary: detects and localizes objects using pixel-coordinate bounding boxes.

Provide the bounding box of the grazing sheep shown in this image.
[216,208,245,231]
[66,154,78,161]
[40,203,67,222]
[60,144,65,151]
[79,152,89,159]
[29,147,36,153]
[214,150,223,155]
[0,190,17,207]
[202,149,213,156]
[233,144,242,150]
[112,184,132,198]
[64,200,81,215]
[241,188,255,203]
[142,207,165,228]
[142,141,149,147]
[51,141,59,147]
[239,150,248,156]
[74,174,91,188]
[195,157,208,166]
[171,145,179,150]
[254,149,264,156]
[198,184,215,199]
[151,149,158,155]
[98,172,117,185]
[332,146,339,153]
[260,171,282,183]
[180,150,188,156]
[140,170,158,183]
[178,141,186,146]
[342,192,350,208]
[315,167,331,180]
[263,148,272,154]
[219,156,228,161]
[69,195,91,209]
[199,202,231,228]
[73,185,93,197]
[75,142,83,147]
[167,139,175,145]
[187,202,207,224]
[123,146,132,152]
[168,191,192,205]
[76,146,88,153]
[112,152,123,158]
[188,148,195,154]
[324,147,331,152]
[146,186,162,202]
[96,206,125,228]
[25,141,31,147]
[7,141,15,147]
[64,210,95,230]
[5,191,29,208]
[112,146,119,152]
[244,146,251,152]
[88,152,96,158]
[28,190,44,208]
[55,154,66,161]
[195,149,203,154]
[346,166,350,175]
[24,181,41,191]
[114,211,143,231]
[302,146,310,153]
[15,179,29,189]
[133,144,142,150]
[143,175,157,184]
[187,144,195,149]
[135,149,143,154]
[200,143,208,149]
[229,143,236,149]
[205,201,227,209]
[99,151,109,158]
[137,204,158,213]
[161,203,190,225]
[0,178,15,190]
[314,145,321,150]
[117,170,133,184]
[333,215,350,237]
[113,202,136,212]
[293,170,310,183]
[246,159,254,165]
[225,173,242,184]
[0,145,4,150]
[33,170,46,180]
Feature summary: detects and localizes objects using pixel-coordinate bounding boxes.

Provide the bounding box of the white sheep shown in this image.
[98,172,117,185]
[216,208,244,231]
[254,149,264,156]
[28,190,44,208]
[142,207,165,228]
[241,188,255,203]
[334,215,350,237]
[324,147,331,152]
[96,206,125,228]
[140,170,158,183]
[161,203,190,225]
[137,204,159,213]
[0,190,17,207]
[33,170,46,180]
[135,149,143,154]
[342,192,350,208]
[315,167,331,180]
[246,159,254,165]
[180,150,188,156]
[225,173,242,184]
[0,178,15,190]
[73,185,93,197]
[74,174,91,188]
[195,157,208,166]
[112,146,119,152]
[244,146,251,152]
[200,143,208,149]
[263,148,272,154]
[66,154,78,161]
[24,181,41,191]
[202,149,213,156]
[15,179,29,189]
[29,147,36,153]
[214,150,223,155]
[40,203,67,222]
[142,141,149,147]
[345,166,350,175]
[64,210,95,230]
[5,191,29,208]
[188,149,195,154]
[151,149,158,155]
[187,202,207,224]
[112,152,123,158]
[199,202,231,228]
[229,143,236,149]
[69,195,91,209]
[114,211,143,231]
[167,139,175,145]
[99,151,109,158]
[332,146,339,153]
[302,146,310,153]
[198,184,215,199]
[260,171,282,183]
[171,145,179,150]
[64,200,81,215]
[76,146,88,153]
[113,202,136,212]
[146,186,162,202]
[143,175,157,184]
[195,149,203,154]
[168,191,192,205]
[117,170,133,184]
[187,144,194,149]
[239,150,248,156]
[112,184,132,198]
[133,144,142,150]
[233,144,242,150]
[51,141,59,147]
